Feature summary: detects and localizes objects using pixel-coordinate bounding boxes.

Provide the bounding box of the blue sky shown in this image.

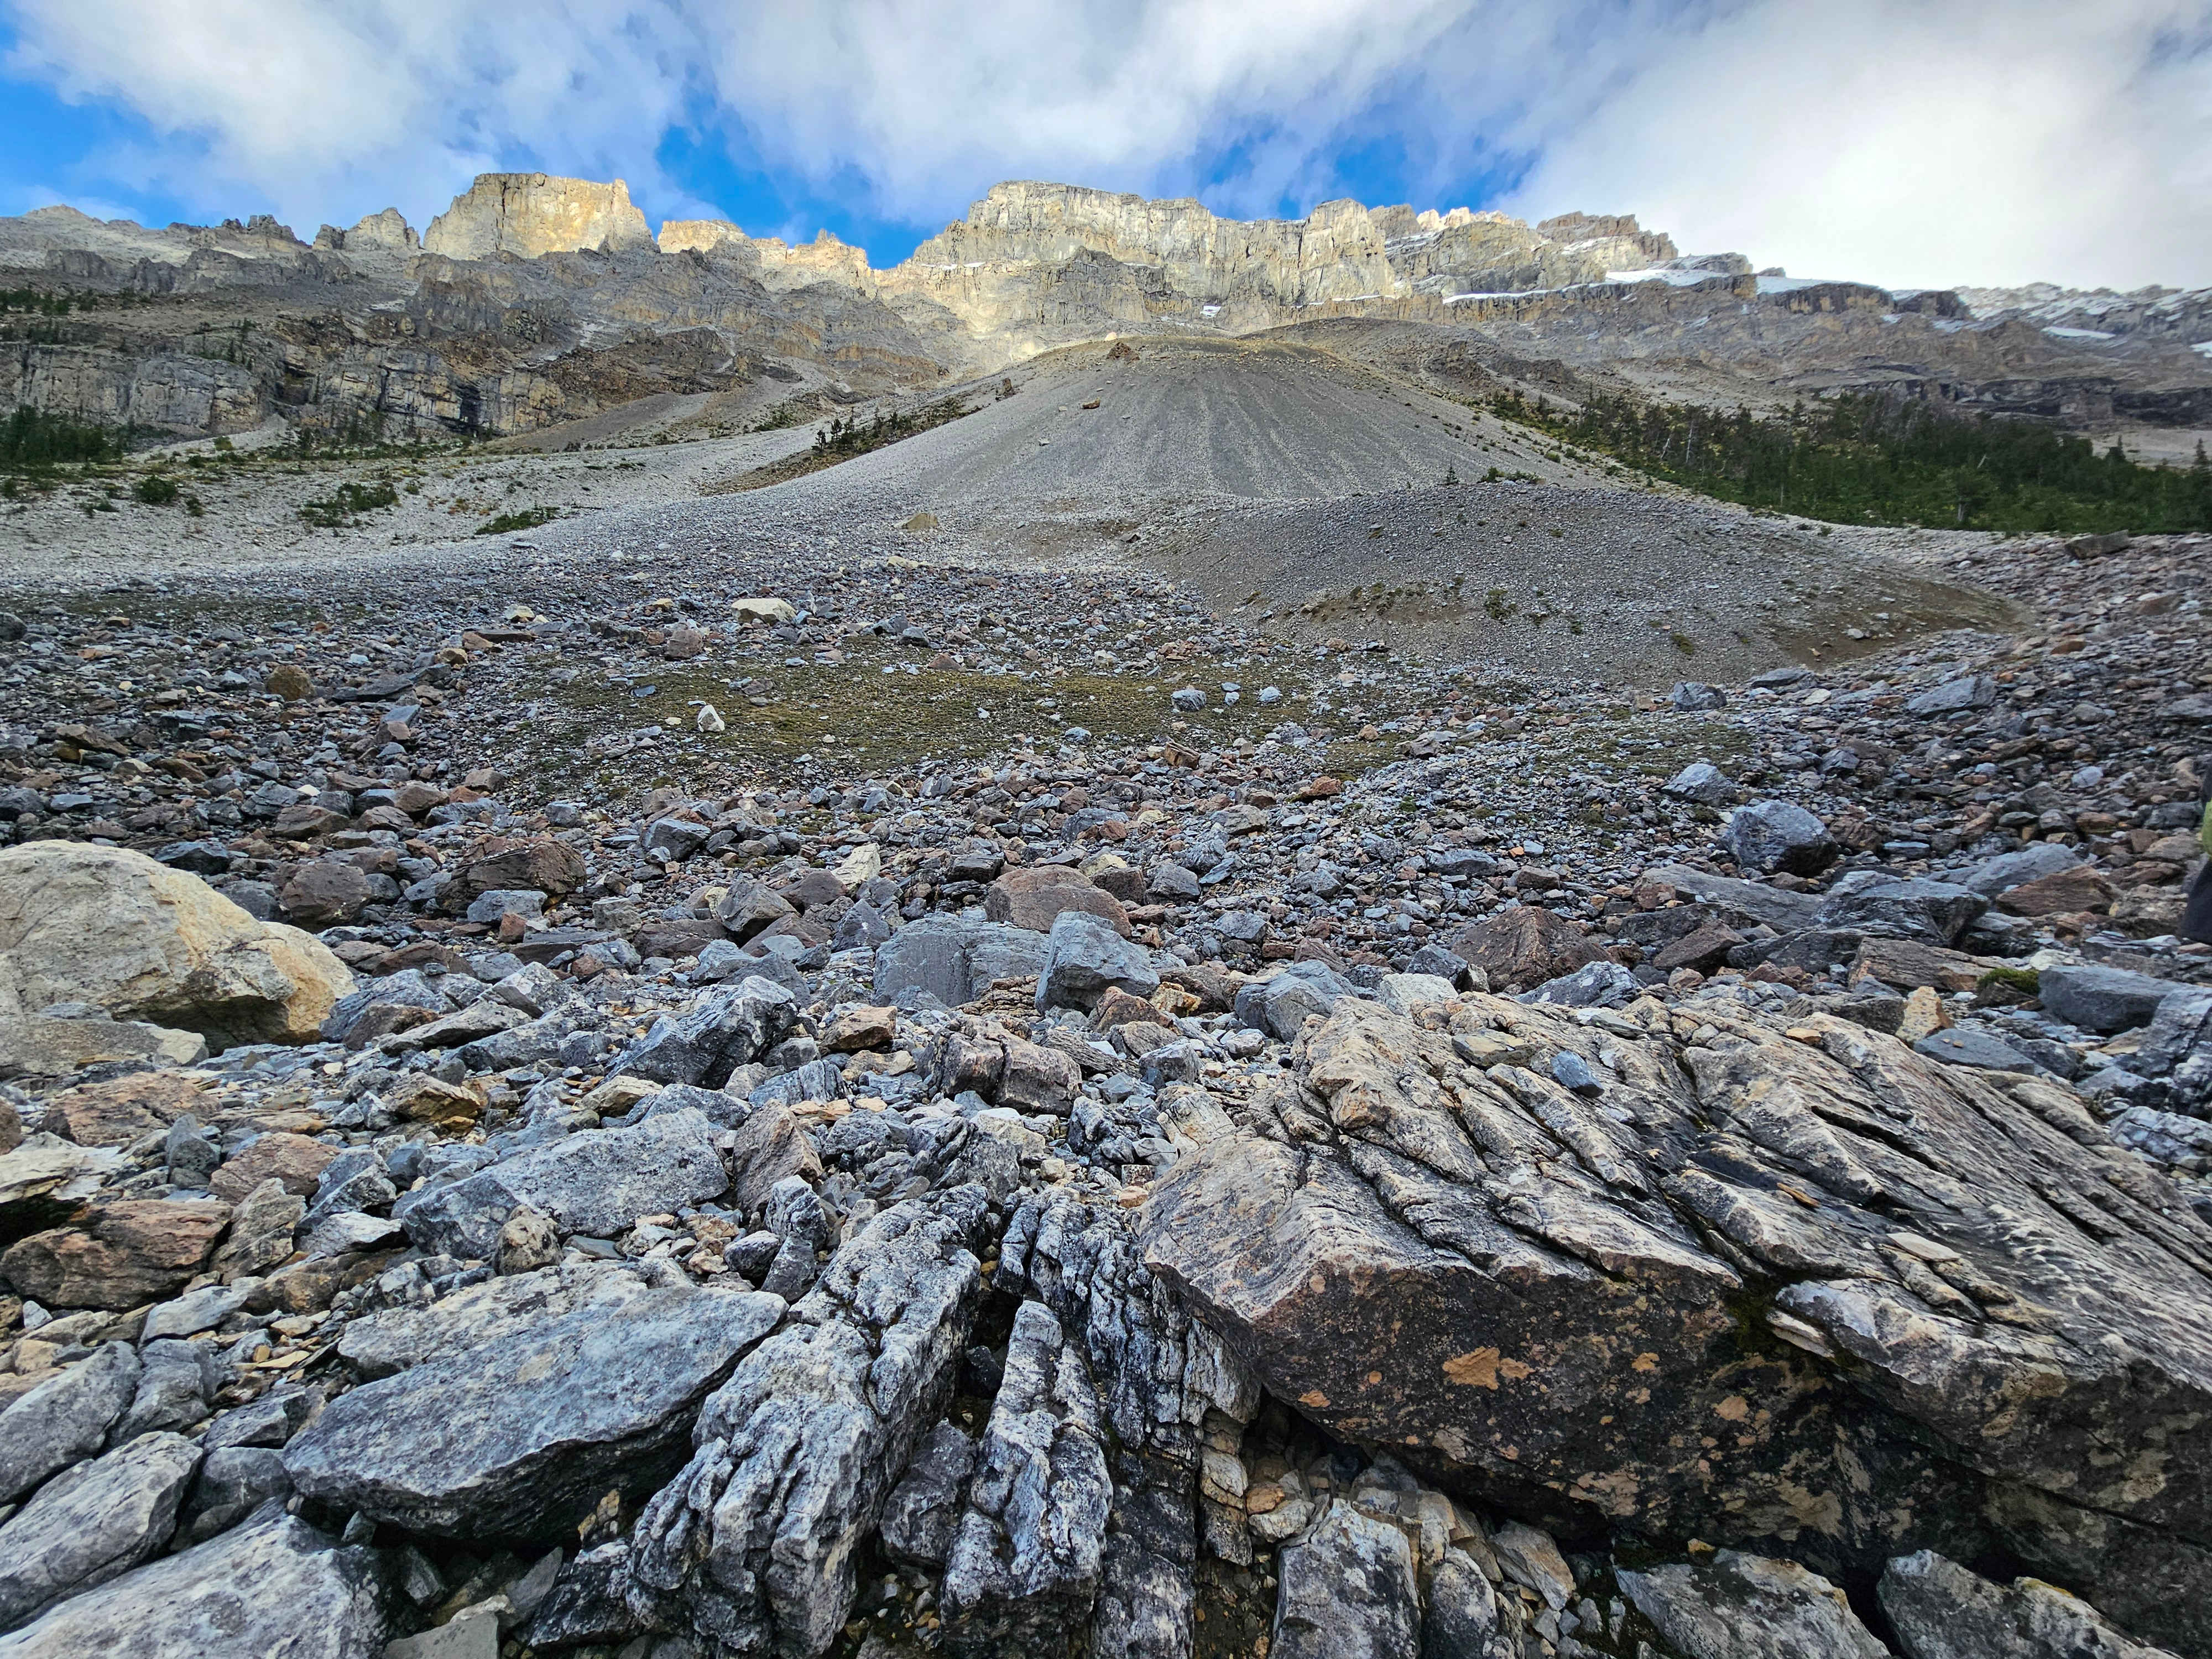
[2,1,2207,288]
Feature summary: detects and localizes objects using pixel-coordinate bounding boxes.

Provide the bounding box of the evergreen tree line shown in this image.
[0,406,130,469]
[1491,387,2212,534]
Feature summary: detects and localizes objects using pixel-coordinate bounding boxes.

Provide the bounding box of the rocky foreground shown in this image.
[0,526,2209,1659]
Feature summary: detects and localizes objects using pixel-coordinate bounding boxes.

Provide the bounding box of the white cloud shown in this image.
[6,0,2208,288]
[1497,1,2212,289]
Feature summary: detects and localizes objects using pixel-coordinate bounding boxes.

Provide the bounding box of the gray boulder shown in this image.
[1270,1499,1420,1659]
[1878,1548,2178,1659]
[1036,912,1159,1013]
[2039,963,2185,1034]
[0,1342,138,1504]
[179,1447,291,1545]
[1662,761,1737,803]
[1233,961,1354,1039]
[1618,1550,1887,1659]
[399,1108,727,1259]
[875,917,1050,1008]
[1670,682,1727,711]
[1720,800,1835,875]
[609,977,796,1088]
[0,1504,388,1658]
[338,1261,655,1379]
[283,1281,781,1540]
[0,1432,202,1630]
[1815,875,1986,946]
[1421,1547,1501,1658]
[1906,675,1997,716]
[1913,1029,2037,1073]
[942,1301,1112,1652]
[112,1339,220,1441]
[1956,843,2082,898]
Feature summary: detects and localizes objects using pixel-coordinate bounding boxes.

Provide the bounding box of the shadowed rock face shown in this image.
[1136,995,2212,1648]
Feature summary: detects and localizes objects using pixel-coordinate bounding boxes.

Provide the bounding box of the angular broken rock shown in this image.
[608,976,797,1087]
[1136,994,2212,1646]
[0,1341,139,1504]
[875,916,1049,1007]
[1878,1548,2181,1659]
[942,1300,1112,1654]
[984,865,1131,936]
[1617,1550,1887,1659]
[1445,903,1608,993]
[283,1280,781,1540]
[881,1421,980,1569]
[627,1186,993,1656]
[0,1504,389,1658]
[0,1431,202,1631]
[1270,1499,1421,1659]
[1,1199,231,1311]
[1036,911,1158,1012]
[399,1107,727,1259]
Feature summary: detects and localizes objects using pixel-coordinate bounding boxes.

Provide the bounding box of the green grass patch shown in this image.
[300,478,399,529]
[476,504,559,536]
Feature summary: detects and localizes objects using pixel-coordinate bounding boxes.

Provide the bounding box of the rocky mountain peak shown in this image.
[421,172,654,260]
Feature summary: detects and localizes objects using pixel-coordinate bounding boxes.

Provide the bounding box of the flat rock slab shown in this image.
[398,1108,726,1260]
[1,1199,231,1311]
[0,1505,388,1658]
[284,1282,781,1540]
[0,1431,201,1631]
[1619,1550,1887,1659]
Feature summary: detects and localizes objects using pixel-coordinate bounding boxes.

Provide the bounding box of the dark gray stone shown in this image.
[881,1421,980,1569]
[399,1108,728,1259]
[1879,1548,2177,1659]
[113,1339,220,1441]
[625,1186,994,1656]
[608,976,797,1088]
[1913,1028,2037,1073]
[1271,1499,1420,1659]
[1521,959,1638,1008]
[0,1505,388,1658]
[2039,964,2185,1035]
[1955,843,2083,898]
[1815,875,1985,946]
[1233,961,1354,1039]
[0,1431,202,1630]
[1036,912,1159,1012]
[284,1281,781,1540]
[0,1342,138,1504]
[1906,675,1997,717]
[1720,800,1835,875]
[1619,1550,1887,1658]
[875,917,1049,1008]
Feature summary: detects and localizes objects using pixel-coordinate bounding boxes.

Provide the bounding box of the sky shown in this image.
[2,0,2208,291]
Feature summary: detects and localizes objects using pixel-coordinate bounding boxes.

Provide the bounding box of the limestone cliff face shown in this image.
[313,208,418,254]
[422,174,654,260]
[658,222,880,296]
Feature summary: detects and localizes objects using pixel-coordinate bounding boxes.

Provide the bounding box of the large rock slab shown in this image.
[0,1432,201,1630]
[1878,1548,2179,1659]
[0,844,352,1049]
[2,1200,231,1310]
[0,1342,139,1503]
[1035,912,1159,1012]
[1136,994,2212,1647]
[1618,1550,1887,1659]
[336,1260,654,1378]
[942,1300,1112,1654]
[627,1186,993,1656]
[284,1280,781,1540]
[875,917,1049,1007]
[0,1505,389,1658]
[398,1108,726,1259]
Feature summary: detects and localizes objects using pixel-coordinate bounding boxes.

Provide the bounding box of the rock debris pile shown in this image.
[0,527,2207,1659]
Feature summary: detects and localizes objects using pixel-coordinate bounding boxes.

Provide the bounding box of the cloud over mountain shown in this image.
[6,0,2208,286]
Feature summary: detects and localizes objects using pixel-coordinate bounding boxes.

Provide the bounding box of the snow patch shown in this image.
[2042,325,2117,341]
